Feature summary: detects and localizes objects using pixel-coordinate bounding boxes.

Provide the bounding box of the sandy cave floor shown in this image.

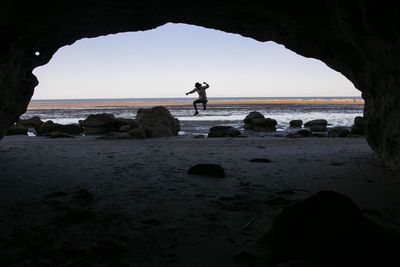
[0,135,399,266]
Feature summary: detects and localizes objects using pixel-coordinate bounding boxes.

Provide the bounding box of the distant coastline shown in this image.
[28,97,364,109]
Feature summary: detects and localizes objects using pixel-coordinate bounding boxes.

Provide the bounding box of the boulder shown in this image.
[261,191,400,266]
[79,113,117,135]
[135,106,180,138]
[244,111,277,131]
[79,113,116,128]
[289,120,303,128]
[304,119,328,127]
[18,116,44,128]
[36,121,83,136]
[6,123,28,135]
[351,116,365,135]
[208,126,241,138]
[309,125,327,132]
[187,163,225,178]
[328,127,350,137]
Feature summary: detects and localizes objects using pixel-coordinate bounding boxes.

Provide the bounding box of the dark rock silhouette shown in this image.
[187,163,225,178]
[261,191,400,267]
[18,116,44,128]
[36,121,82,136]
[208,126,241,138]
[289,120,303,128]
[304,119,328,128]
[286,129,312,138]
[5,123,28,135]
[79,113,117,135]
[244,111,277,132]
[136,106,180,138]
[351,116,365,135]
[328,127,350,137]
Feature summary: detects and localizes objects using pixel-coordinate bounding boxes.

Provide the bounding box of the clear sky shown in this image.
[32,23,360,99]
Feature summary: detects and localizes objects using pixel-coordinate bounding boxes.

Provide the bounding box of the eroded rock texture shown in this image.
[1,1,400,168]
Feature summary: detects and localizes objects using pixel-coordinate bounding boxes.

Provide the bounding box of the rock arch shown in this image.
[1,1,399,168]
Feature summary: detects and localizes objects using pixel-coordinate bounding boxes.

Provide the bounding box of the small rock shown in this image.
[187,163,225,178]
[304,119,328,127]
[289,120,303,127]
[328,127,350,137]
[286,129,312,138]
[208,126,241,137]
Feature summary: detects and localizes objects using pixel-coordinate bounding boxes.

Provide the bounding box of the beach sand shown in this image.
[0,135,399,266]
[27,98,364,109]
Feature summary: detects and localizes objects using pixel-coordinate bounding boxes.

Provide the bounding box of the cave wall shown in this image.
[1,0,400,168]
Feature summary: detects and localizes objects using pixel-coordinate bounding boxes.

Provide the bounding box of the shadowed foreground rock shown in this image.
[187,163,225,178]
[261,191,400,267]
[208,126,241,138]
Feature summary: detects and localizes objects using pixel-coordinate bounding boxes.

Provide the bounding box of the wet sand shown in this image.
[28,98,364,109]
[0,135,398,266]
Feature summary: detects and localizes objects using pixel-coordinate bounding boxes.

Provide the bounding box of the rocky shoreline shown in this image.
[6,106,365,140]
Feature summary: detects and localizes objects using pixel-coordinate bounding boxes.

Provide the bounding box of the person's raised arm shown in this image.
[185,88,196,95]
[202,82,209,89]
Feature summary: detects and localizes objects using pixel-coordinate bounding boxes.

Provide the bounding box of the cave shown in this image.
[1,1,400,266]
[1,1,400,169]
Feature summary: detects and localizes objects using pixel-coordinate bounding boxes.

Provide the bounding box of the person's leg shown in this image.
[202,100,208,110]
[193,100,200,115]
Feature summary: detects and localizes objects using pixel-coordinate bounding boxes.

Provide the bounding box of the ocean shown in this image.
[24,97,364,136]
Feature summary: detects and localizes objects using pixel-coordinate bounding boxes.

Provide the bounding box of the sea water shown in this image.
[24,97,364,136]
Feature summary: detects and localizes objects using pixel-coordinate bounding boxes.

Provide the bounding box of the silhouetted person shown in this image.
[186,82,209,115]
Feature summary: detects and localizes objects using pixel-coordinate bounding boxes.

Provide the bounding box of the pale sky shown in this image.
[32,23,360,100]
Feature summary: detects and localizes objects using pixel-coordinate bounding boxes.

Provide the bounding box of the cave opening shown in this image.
[25,23,363,135]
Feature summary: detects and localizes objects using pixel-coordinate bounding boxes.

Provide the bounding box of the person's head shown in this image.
[195,82,202,89]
